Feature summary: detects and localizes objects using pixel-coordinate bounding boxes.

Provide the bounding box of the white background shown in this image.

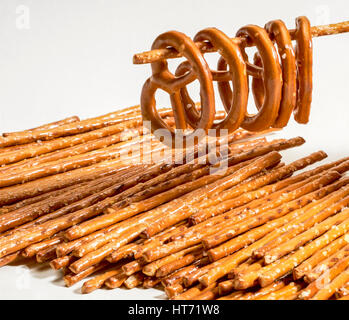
[0,0,348,299]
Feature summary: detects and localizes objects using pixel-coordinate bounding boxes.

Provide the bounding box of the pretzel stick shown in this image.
[65,154,261,241]
[293,234,349,280]
[1,157,194,234]
[36,246,57,263]
[0,165,145,232]
[193,285,219,300]
[69,224,146,274]
[50,255,76,270]
[133,21,349,64]
[104,272,127,289]
[202,152,348,227]
[1,166,149,239]
[2,116,80,137]
[0,137,159,188]
[208,178,349,262]
[0,126,144,169]
[143,138,306,237]
[81,268,123,294]
[311,266,349,300]
[22,234,65,258]
[172,284,203,300]
[227,258,257,278]
[63,261,109,287]
[201,176,332,250]
[72,208,189,259]
[71,155,244,253]
[156,251,204,278]
[143,277,162,288]
[205,168,342,238]
[0,130,148,178]
[232,259,263,282]
[255,282,303,300]
[72,212,158,258]
[0,109,222,160]
[165,283,184,299]
[106,105,143,116]
[299,255,349,299]
[202,167,330,230]
[180,158,332,243]
[1,105,140,140]
[0,121,146,168]
[190,283,218,300]
[162,265,199,287]
[141,153,281,263]
[106,243,140,263]
[0,194,141,258]
[0,180,94,214]
[189,154,326,225]
[263,195,349,264]
[217,280,236,296]
[55,225,120,257]
[0,251,20,268]
[336,283,349,298]
[199,222,306,287]
[0,141,49,155]
[258,212,349,287]
[183,260,222,287]
[234,255,298,292]
[142,245,202,276]
[134,223,188,259]
[0,142,40,155]
[218,291,245,300]
[0,158,138,206]
[124,272,144,289]
[122,260,143,276]
[227,137,267,153]
[81,138,274,232]
[202,171,341,250]
[192,157,348,225]
[173,153,332,243]
[239,280,287,300]
[51,144,234,250]
[66,158,245,239]
[304,245,349,283]
[0,108,151,148]
[0,124,149,177]
[0,115,240,166]
[254,179,349,259]
[231,261,265,290]
[143,153,282,241]
[56,155,224,245]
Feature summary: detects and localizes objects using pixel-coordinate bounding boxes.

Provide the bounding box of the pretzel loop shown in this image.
[140,17,313,147]
[237,25,283,131]
[263,19,297,128]
[141,31,216,146]
[176,28,249,132]
[294,16,313,124]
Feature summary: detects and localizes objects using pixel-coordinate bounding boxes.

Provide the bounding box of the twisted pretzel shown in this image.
[138,17,348,147]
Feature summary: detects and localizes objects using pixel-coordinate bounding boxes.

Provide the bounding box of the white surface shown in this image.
[0,0,348,299]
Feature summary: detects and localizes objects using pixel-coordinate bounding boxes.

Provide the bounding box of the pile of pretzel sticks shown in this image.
[0,105,349,300]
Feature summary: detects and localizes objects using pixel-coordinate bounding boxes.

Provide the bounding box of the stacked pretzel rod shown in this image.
[1,105,349,300]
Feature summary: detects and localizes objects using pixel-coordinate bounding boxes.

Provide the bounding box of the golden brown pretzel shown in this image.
[141,30,215,147]
[177,28,248,132]
[139,16,317,147]
[294,16,313,123]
